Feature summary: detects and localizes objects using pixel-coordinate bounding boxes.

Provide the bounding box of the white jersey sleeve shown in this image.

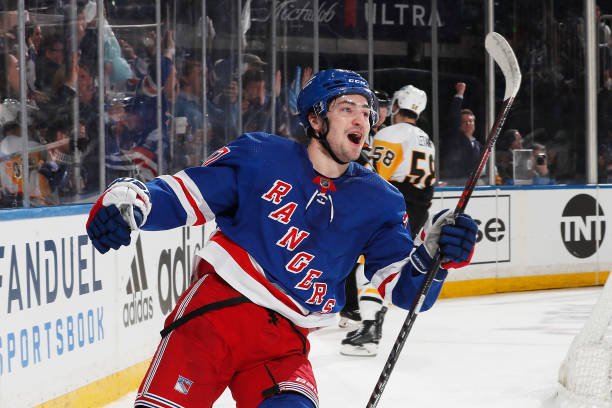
[371,122,436,189]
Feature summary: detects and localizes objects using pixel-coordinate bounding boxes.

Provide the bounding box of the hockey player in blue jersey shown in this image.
[86,69,478,408]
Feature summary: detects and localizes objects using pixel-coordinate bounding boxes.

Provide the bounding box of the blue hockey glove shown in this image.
[439,212,478,269]
[86,178,151,254]
[412,209,477,271]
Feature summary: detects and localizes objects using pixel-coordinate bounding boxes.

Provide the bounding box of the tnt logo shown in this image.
[560,194,606,258]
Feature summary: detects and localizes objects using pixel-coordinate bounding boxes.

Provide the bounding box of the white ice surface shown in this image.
[104,287,601,408]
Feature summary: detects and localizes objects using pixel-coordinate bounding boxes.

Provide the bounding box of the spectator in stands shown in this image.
[118,38,141,85]
[78,63,97,119]
[176,59,206,132]
[105,51,177,182]
[104,96,153,181]
[242,69,269,132]
[0,49,40,140]
[79,1,134,84]
[210,58,239,147]
[597,5,612,90]
[26,23,42,55]
[25,22,42,94]
[0,99,50,207]
[531,142,555,185]
[441,82,483,185]
[0,50,20,100]
[33,52,101,193]
[496,128,524,184]
[174,59,205,168]
[35,34,65,95]
[127,29,157,80]
[140,54,178,131]
[241,68,287,134]
[38,115,88,203]
[41,53,95,139]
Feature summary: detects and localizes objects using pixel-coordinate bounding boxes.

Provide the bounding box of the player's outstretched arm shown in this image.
[86,177,151,254]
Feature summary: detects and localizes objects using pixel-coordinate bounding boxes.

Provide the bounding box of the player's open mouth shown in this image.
[347,132,362,144]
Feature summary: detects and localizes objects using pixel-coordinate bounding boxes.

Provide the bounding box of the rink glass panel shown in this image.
[0,0,609,209]
[495,1,589,186]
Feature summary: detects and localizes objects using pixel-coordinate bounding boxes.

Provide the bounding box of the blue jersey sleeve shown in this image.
[142,134,262,231]
[362,199,445,312]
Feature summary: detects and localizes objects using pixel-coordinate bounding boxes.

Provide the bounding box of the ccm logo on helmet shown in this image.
[347,78,367,86]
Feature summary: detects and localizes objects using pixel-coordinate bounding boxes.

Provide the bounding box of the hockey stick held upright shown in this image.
[455,32,522,215]
[366,32,521,408]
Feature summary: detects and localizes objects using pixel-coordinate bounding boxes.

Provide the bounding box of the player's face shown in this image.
[324,94,371,162]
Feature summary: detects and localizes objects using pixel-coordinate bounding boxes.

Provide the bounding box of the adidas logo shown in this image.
[123,235,153,327]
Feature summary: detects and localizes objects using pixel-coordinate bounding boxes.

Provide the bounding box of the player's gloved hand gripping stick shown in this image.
[86,178,152,254]
[410,209,478,275]
[367,32,522,408]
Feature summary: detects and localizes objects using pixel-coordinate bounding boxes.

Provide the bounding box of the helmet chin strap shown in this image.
[312,117,349,165]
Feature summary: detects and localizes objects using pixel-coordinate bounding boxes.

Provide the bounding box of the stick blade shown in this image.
[485,32,522,100]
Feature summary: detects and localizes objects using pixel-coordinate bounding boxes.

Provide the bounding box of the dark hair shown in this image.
[45,115,72,142]
[373,89,391,106]
[25,22,37,40]
[179,59,202,87]
[397,108,418,121]
[40,33,63,55]
[0,50,15,100]
[498,129,519,151]
[242,69,265,88]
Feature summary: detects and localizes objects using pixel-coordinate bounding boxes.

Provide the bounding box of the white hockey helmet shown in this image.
[391,85,427,118]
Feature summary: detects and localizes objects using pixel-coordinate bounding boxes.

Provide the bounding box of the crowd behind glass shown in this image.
[0,0,611,209]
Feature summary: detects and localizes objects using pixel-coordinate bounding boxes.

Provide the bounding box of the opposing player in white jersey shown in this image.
[341,84,436,356]
[85,71,475,408]
[373,84,435,224]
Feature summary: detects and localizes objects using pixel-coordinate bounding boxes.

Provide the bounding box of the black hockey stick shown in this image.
[366,32,522,408]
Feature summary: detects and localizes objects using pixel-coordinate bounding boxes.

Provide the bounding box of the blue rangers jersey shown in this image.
[142,133,446,328]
